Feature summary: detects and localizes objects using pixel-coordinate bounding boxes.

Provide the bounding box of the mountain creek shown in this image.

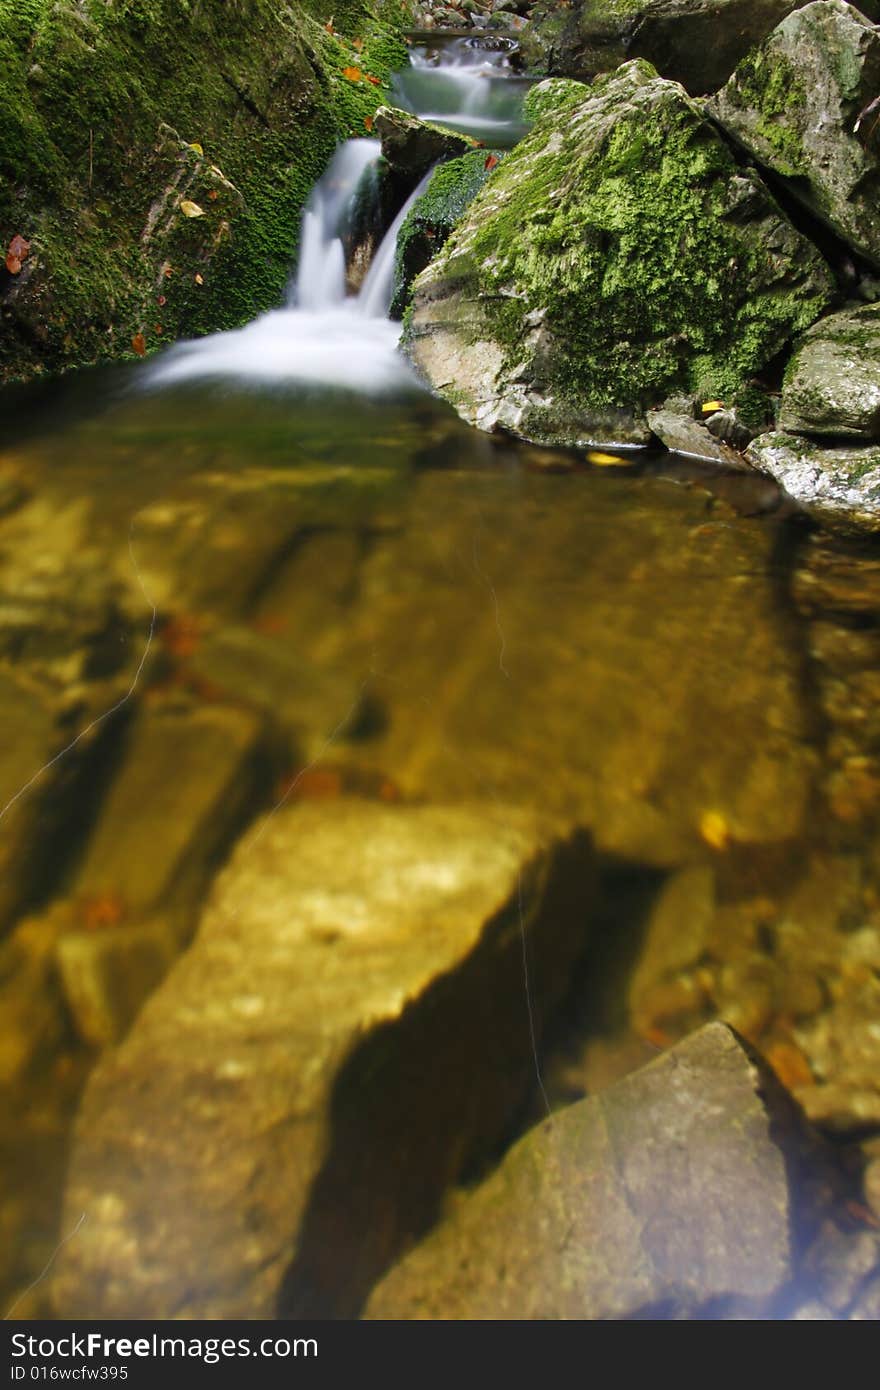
[2,1,880,1322]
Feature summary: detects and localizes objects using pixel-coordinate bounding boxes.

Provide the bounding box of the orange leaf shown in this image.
[342,65,362,81]
[324,16,335,32]
[207,188,219,201]
[131,332,146,357]
[365,73,381,86]
[484,154,499,171]
[364,114,373,132]
[5,233,29,274]
[154,324,163,334]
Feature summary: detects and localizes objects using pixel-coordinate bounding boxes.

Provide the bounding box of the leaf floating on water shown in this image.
[179,199,205,218]
[5,233,30,274]
[188,142,204,156]
[484,154,499,171]
[342,65,362,82]
[585,449,635,467]
[364,114,374,132]
[131,332,147,357]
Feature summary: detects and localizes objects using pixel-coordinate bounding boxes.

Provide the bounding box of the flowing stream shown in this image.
[2,32,880,1321]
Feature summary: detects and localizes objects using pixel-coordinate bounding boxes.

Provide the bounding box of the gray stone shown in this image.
[705,407,756,451]
[711,1,880,268]
[365,1023,837,1318]
[747,431,880,532]
[780,304,880,439]
[521,0,835,95]
[404,63,834,448]
[52,801,596,1318]
[373,106,476,177]
[647,409,747,465]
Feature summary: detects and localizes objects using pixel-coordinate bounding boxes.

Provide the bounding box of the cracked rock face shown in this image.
[51,800,595,1319]
[747,432,880,532]
[365,1023,848,1319]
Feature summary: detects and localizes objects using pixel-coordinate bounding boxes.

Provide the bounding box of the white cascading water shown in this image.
[144,36,525,393]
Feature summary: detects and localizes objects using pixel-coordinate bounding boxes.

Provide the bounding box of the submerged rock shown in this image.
[521,0,828,96]
[747,431,880,531]
[52,801,595,1318]
[780,303,880,439]
[365,1023,845,1318]
[711,1,880,268]
[404,62,835,448]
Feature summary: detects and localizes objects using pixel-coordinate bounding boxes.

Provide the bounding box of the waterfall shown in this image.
[143,34,526,393]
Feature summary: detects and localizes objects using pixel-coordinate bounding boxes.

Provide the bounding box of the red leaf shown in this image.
[5,233,29,274]
[484,154,499,171]
[365,73,381,86]
[5,255,21,275]
[131,332,146,357]
[157,294,167,306]
[364,114,373,132]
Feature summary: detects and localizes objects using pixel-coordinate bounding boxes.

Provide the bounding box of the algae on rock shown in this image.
[404,62,836,448]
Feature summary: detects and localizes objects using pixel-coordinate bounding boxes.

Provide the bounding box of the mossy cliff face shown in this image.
[711,0,880,268]
[404,63,836,449]
[0,0,409,384]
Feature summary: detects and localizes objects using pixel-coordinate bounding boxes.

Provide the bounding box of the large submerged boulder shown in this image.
[366,1023,859,1318]
[52,800,596,1319]
[404,62,835,448]
[711,0,880,268]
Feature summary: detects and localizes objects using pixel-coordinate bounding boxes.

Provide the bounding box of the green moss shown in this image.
[0,0,409,383]
[425,65,834,417]
[727,48,809,176]
[391,149,504,318]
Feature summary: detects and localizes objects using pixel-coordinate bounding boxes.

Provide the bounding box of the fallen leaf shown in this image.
[699,809,729,850]
[5,233,30,274]
[324,15,335,32]
[701,399,724,414]
[364,114,373,132]
[157,294,167,306]
[188,141,204,155]
[353,36,364,50]
[207,188,219,200]
[585,449,634,467]
[342,65,362,81]
[194,272,204,284]
[179,199,205,218]
[163,263,173,278]
[365,73,381,86]
[131,332,146,357]
[154,324,163,334]
[484,153,499,171]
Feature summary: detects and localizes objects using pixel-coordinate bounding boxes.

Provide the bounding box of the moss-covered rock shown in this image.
[390,147,504,318]
[711,0,880,267]
[374,105,477,176]
[519,0,841,97]
[780,302,880,439]
[0,0,410,385]
[404,62,836,448]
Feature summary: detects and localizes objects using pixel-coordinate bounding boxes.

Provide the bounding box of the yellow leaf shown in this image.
[179,199,205,218]
[585,449,635,467]
[188,142,204,156]
[194,272,204,285]
[699,810,729,850]
[701,399,724,414]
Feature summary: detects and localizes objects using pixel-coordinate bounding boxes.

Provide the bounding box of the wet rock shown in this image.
[73,703,271,925]
[404,63,834,448]
[794,968,880,1132]
[391,149,505,319]
[711,1,880,268]
[646,409,746,466]
[521,0,819,96]
[365,1023,840,1318]
[801,1219,880,1313]
[374,106,476,177]
[747,431,880,532]
[628,865,715,1035]
[780,304,880,440]
[705,407,755,451]
[52,801,596,1318]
